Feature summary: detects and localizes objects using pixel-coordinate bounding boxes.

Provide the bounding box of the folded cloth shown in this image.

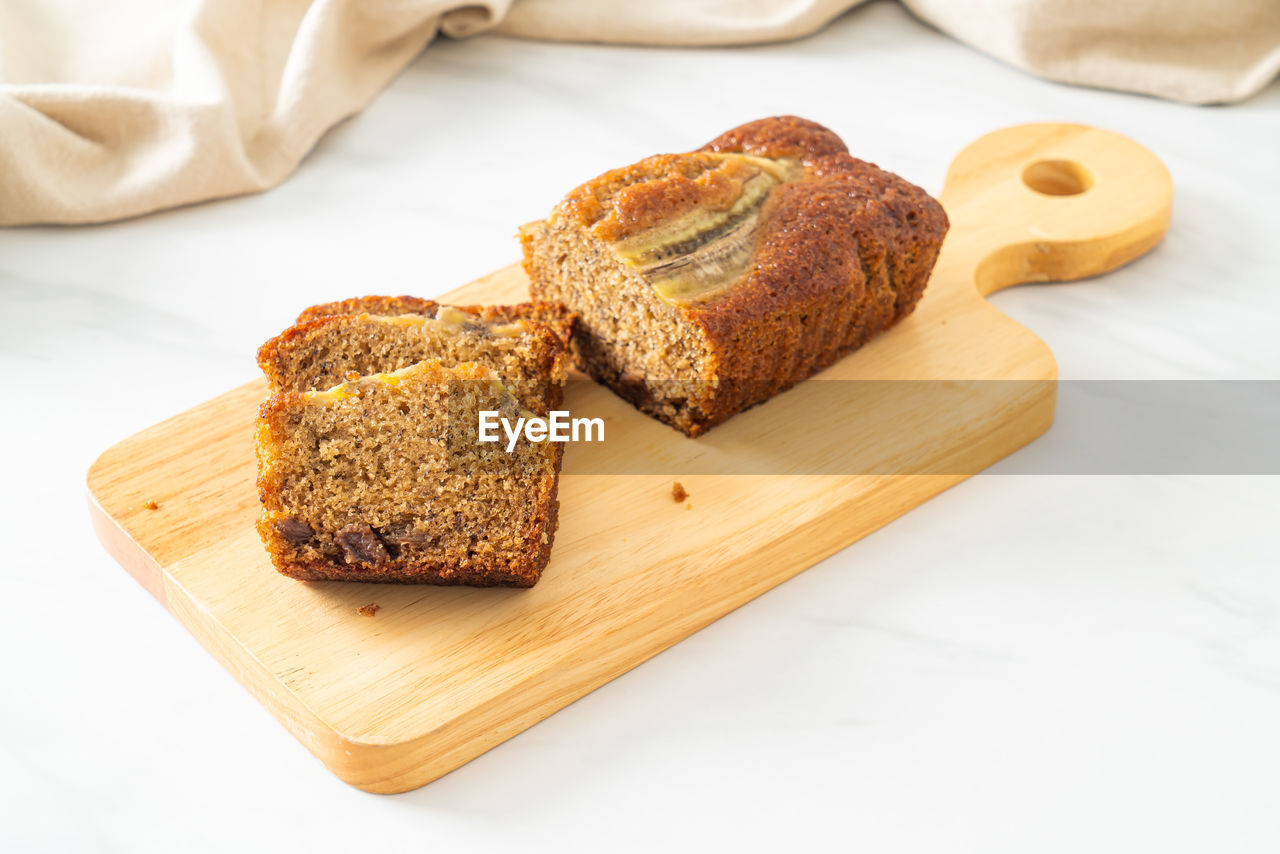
[1,0,1276,226]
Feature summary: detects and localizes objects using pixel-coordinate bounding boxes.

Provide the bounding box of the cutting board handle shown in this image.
[937,123,1173,297]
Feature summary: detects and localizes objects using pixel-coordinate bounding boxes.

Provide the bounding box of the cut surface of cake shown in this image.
[256,359,561,586]
[520,115,950,437]
[258,301,572,414]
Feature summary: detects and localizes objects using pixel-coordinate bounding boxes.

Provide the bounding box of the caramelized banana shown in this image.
[598,153,803,305]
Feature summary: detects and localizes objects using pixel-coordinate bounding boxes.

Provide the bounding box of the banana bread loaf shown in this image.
[519,115,949,437]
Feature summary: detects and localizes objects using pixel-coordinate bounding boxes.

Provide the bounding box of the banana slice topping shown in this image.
[604,153,803,305]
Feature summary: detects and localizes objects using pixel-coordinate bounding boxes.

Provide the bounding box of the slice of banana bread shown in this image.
[256,359,561,586]
[520,115,949,437]
[258,302,571,413]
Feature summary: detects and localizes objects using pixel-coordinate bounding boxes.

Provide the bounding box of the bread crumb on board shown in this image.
[356,603,380,617]
[143,500,159,511]
[672,482,689,503]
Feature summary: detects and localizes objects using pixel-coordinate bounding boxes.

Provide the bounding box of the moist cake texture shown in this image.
[256,359,561,586]
[520,115,949,436]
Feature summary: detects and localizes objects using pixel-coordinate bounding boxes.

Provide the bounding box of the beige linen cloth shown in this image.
[1,0,1277,226]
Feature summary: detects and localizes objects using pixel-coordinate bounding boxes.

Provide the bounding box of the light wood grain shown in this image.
[86,123,1171,793]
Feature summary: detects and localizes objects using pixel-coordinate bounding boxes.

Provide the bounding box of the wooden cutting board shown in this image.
[87,123,1171,793]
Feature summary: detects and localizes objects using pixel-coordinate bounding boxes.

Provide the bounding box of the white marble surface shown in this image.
[2,3,1279,851]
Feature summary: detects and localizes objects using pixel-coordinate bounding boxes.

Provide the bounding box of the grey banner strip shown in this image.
[540,380,1280,475]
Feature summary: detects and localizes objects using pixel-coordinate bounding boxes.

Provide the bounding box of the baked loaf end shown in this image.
[521,115,949,437]
[256,360,561,586]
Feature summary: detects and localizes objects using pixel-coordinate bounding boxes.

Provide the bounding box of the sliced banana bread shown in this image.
[256,359,561,586]
[520,115,949,437]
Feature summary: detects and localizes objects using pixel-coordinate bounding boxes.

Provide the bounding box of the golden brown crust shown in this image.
[296,296,575,348]
[562,152,776,242]
[526,115,949,437]
[297,295,439,323]
[256,315,347,388]
[700,114,850,166]
[678,117,947,434]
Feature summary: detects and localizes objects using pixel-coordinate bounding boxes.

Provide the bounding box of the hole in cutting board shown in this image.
[1022,159,1092,196]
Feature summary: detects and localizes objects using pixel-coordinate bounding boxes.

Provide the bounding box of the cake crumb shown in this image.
[672,482,688,503]
[143,500,159,511]
[356,603,380,617]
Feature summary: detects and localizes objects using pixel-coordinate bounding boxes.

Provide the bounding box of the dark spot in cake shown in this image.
[276,516,314,544]
[375,520,436,558]
[614,371,649,407]
[336,523,389,566]
[672,482,689,503]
